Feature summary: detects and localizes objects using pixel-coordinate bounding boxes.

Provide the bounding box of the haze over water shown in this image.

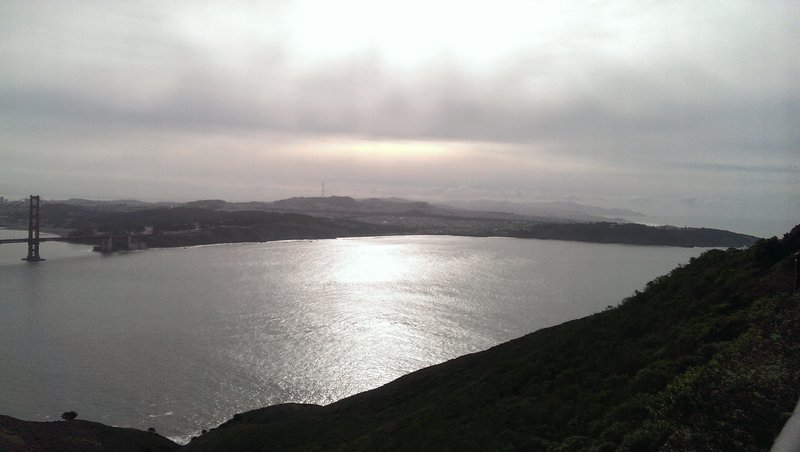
[0,231,708,442]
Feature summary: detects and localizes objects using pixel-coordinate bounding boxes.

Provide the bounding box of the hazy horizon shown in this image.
[1,1,798,237]
[0,191,792,238]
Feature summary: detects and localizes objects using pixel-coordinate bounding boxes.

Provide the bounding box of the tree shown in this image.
[61,411,77,421]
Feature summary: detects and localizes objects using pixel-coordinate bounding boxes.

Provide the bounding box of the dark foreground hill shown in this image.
[1,226,797,451]
[0,415,179,452]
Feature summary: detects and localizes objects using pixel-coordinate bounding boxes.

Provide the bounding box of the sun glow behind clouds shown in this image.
[284,1,587,68]
[1,1,797,233]
[296,137,456,161]
[345,140,452,158]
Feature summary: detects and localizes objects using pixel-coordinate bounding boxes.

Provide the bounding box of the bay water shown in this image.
[0,231,708,443]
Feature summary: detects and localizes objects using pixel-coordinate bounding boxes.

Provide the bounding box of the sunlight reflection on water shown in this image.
[0,233,709,442]
[331,239,423,284]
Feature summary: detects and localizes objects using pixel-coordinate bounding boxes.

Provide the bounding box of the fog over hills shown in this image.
[182,196,637,223]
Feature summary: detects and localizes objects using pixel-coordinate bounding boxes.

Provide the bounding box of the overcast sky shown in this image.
[1,1,797,236]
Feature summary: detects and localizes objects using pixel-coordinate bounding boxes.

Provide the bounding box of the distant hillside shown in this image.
[0,197,760,248]
[510,222,758,248]
[183,196,434,215]
[264,196,520,219]
[442,199,645,222]
[61,207,408,248]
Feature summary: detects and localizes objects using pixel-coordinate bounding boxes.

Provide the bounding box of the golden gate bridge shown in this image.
[0,195,143,261]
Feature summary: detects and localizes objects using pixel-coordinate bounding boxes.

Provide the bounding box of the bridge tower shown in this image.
[23,195,44,261]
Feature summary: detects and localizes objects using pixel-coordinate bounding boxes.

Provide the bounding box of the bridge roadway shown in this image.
[0,235,130,245]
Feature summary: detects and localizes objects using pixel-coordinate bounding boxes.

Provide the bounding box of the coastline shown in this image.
[60,226,760,251]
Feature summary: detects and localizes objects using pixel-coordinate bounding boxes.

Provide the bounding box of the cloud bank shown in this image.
[0,0,797,235]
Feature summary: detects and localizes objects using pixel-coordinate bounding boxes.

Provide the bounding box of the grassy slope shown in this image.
[185,226,800,451]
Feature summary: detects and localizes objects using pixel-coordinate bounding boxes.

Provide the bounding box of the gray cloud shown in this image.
[0,0,798,236]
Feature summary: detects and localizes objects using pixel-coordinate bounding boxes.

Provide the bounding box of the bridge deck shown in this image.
[0,236,129,245]
[0,237,67,244]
